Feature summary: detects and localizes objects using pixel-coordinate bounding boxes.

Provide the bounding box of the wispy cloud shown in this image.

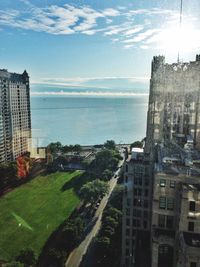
[38,76,149,84]
[30,91,148,97]
[0,2,200,52]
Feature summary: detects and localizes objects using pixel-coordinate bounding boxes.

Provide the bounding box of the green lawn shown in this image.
[0,171,82,262]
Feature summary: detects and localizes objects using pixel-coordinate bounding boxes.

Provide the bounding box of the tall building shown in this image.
[0,69,31,163]
[121,148,152,267]
[148,55,200,267]
[122,54,200,267]
[146,55,200,153]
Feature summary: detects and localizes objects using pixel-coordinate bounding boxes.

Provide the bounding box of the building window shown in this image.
[145,178,149,186]
[144,200,148,208]
[126,208,130,216]
[189,201,196,212]
[167,198,174,210]
[136,209,142,218]
[126,239,130,246]
[126,228,130,235]
[170,180,176,188]
[166,216,174,229]
[145,189,148,197]
[188,221,194,232]
[127,198,130,206]
[160,179,166,187]
[158,214,165,228]
[126,164,128,172]
[126,248,129,256]
[133,198,141,207]
[143,220,147,229]
[126,218,130,226]
[190,262,197,267]
[159,197,166,209]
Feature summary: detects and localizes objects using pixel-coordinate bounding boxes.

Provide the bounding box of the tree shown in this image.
[95,236,110,259]
[95,149,119,174]
[73,144,82,155]
[47,142,62,154]
[103,216,118,228]
[104,140,116,150]
[102,169,113,181]
[62,216,85,249]
[16,248,36,267]
[103,207,122,221]
[130,141,143,149]
[79,180,109,204]
[5,262,23,267]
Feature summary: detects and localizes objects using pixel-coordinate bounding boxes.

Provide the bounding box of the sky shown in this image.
[0,0,200,91]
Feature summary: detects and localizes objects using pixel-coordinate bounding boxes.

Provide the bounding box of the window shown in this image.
[126,228,130,235]
[138,189,142,196]
[189,201,196,212]
[126,208,130,216]
[126,218,130,226]
[134,188,138,195]
[143,220,147,229]
[136,209,142,218]
[145,178,149,186]
[126,164,128,172]
[170,180,176,188]
[133,198,141,207]
[126,239,130,246]
[159,197,166,209]
[190,262,197,267]
[145,189,148,197]
[126,248,129,256]
[166,216,174,229]
[167,198,174,210]
[158,214,165,228]
[144,200,149,208]
[134,178,138,185]
[127,198,130,206]
[160,179,166,187]
[188,221,194,232]
[143,211,148,218]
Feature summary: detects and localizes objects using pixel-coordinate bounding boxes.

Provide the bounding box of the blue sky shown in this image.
[0,0,200,91]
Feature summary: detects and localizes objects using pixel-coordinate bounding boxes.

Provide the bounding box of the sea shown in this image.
[30,87,149,147]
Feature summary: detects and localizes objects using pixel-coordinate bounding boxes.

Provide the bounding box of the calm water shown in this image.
[30,95,148,146]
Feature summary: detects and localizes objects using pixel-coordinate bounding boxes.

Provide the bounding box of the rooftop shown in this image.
[155,141,200,177]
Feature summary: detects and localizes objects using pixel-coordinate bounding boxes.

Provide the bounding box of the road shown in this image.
[65,154,125,267]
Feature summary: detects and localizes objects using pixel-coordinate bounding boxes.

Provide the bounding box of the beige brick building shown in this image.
[0,69,31,163]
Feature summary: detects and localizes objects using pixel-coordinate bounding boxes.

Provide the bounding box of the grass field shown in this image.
[0,171,83,262]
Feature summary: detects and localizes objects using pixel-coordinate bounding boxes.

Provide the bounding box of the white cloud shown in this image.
[35,76,149,86]
[0,2,200,53]
[123,29,160,44]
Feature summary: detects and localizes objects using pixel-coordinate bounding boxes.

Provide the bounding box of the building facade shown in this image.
[146,55,200,154]
[122,54,200,267]
[0,69,31,163]
[121,148,152,267]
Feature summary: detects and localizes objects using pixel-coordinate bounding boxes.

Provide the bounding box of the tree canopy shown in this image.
[130,141,143,149]
[79,180,109,204]
[104,140,116,150]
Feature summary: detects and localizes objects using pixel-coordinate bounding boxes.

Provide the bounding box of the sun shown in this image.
[159,21,200,57]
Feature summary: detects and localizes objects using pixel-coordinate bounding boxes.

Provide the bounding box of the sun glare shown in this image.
[159,22,200,57]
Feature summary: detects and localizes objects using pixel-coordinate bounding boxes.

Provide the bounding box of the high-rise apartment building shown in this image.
[0,69,31,163]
